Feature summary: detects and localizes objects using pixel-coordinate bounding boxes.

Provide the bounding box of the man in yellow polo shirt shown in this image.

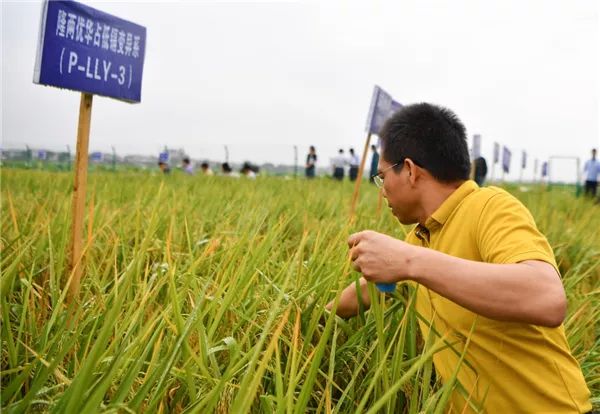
[329,103,591,412]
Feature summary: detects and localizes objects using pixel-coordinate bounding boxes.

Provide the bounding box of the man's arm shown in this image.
[409,250,566,327]
[348,231,567,327]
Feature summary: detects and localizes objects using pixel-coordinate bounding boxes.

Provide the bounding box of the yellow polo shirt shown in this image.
[406,180,591,413]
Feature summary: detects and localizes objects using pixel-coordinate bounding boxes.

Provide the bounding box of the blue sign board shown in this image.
[91,151,103,162]
[38,150,47,160]
[502,146,511,173]
[365,85,393,135]
[389,99,403,117]
[158,152,169,163]
[33,0,146,103]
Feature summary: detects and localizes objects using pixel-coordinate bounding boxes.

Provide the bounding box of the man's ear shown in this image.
[404,158,419,184]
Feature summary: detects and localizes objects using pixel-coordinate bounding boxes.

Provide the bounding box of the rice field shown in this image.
[1,169,599,413]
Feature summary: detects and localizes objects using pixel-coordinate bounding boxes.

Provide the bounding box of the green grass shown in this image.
[1,169,598,413]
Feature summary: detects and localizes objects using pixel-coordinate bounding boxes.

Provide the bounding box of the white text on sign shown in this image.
[56,8,141,58]
[63,49,131,87]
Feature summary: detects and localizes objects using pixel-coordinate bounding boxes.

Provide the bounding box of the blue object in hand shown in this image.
[376,283,396,293]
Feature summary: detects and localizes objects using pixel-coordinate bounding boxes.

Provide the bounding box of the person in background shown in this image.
[241,162,257,179]
[200,162,214,176]
[182,157,194,175]
[158,161,170,174]
[305,146,317,179]
[348,148,360,181]
[332,149,345,181]
[327,102,591,413]
[369,144,379,184]
[583,148,599,197]
[474,156,488,186]
[221,162,238,177]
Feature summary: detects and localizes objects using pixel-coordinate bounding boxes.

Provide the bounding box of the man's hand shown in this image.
[348,230,418,284]
[325,277,372,318]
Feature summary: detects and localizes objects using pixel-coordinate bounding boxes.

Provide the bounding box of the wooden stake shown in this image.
[349,133,372,218]
[68,93,93,301]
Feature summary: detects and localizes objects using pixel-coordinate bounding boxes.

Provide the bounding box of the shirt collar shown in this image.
[425,180,479,229]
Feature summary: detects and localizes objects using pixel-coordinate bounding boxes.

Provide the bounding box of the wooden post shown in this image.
[349,133,372,218]
[68,92,93,301]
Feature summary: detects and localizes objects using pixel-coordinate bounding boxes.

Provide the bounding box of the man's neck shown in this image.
[417,180,466,225]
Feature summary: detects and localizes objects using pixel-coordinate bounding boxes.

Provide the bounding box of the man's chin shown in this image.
[388,206,415,225]
[395,214,417,226]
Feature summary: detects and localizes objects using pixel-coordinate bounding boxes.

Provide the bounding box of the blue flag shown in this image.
[502,146,511,173]
[365,85,393,135]
[541,162,548,177]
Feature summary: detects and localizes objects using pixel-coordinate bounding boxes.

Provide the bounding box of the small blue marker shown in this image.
[376,283,396,293]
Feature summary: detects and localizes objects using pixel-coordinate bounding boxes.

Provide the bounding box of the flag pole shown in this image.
[350,132,372,219]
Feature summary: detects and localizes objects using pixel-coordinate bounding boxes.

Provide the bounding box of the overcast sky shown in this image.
[2,0,599,181]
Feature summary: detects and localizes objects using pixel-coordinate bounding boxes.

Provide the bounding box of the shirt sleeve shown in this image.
[476,192,558,271]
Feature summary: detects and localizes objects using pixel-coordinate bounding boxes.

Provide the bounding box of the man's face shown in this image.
[378,158,419,224]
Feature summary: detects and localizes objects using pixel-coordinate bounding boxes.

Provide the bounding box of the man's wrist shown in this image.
[404,244,424,282]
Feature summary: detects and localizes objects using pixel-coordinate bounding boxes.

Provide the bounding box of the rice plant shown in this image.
[1,169,598,412]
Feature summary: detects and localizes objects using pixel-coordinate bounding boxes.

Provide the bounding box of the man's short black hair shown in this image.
[379,103,470,182]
